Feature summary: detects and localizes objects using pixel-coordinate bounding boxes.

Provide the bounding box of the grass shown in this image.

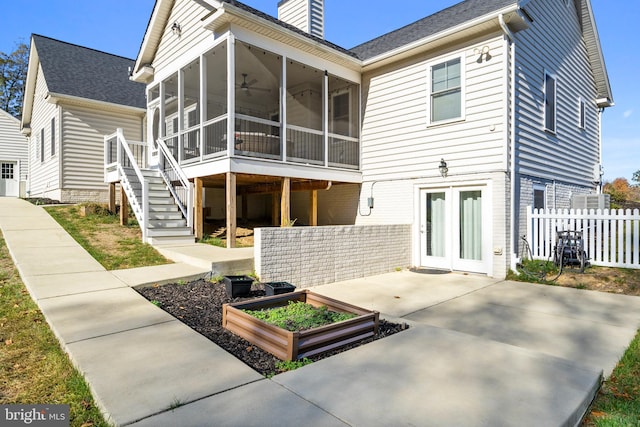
[45,204,170,270]
[0,235,109,427]
[244,301,356,332]
[584,330,640,426]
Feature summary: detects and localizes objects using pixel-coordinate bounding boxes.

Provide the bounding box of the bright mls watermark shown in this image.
[1,405,69,426]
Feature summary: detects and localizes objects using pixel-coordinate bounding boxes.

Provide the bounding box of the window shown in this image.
[544,72,557,133]
[1,163,14,179]
[430,57,462,123]
[40,128,45,162]
[533,185,546,210]
[578,98,586,129]
[51,117,56,156]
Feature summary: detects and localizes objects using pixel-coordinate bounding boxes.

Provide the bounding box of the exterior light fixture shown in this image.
[171,21,182,37]
[439,158,448,178]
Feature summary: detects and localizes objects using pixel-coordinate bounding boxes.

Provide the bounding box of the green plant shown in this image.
[244,301,356,332]
[282,217,297,227]
[210,275,224,284]
[585,329,640,425]
[275,358,312,372]
[151,300,161,307]
[168,398,184,411]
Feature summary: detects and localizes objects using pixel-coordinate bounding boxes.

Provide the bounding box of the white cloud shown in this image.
[623,110,634,119]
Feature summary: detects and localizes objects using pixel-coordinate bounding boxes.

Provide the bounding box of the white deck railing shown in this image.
[156,137,193,229]
[526,207,640,269]
[104,129,149,242]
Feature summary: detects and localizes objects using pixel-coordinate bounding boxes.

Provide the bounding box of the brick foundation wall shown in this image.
[255,225,411,288]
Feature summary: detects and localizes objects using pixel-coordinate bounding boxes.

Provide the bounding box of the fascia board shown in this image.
[46,92,146,115]
[361,5,521,69]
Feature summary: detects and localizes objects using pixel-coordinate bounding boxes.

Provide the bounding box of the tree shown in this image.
[0,42,29,118]
[633,170,640,187]
[604,177,640,209]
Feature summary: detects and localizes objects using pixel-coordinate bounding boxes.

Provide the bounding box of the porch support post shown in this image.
[178,67,184,163]
[310,190,318,226]
[120,186,128,226]
[272,193,280,226]
[227,34,236,156]
[194,177,203,240]
[108,183,116,213]
[323,70,329,167]
[200,53,207,162]
[281,177,291,227]
[226,172,237,248]
[281,55,287,161]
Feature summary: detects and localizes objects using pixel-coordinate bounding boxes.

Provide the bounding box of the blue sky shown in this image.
[1,0,636,182]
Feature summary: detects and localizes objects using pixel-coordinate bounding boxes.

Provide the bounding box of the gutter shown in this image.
[362,5,521,69]
[499,13,518,271]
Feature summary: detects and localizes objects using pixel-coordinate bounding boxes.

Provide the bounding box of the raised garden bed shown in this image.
[223,290,379,361]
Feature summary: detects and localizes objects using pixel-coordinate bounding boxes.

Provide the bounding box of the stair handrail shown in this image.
[116,128,149,242]
[155,137,193,229]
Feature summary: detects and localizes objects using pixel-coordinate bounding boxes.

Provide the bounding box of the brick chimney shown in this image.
[278,0,324,39]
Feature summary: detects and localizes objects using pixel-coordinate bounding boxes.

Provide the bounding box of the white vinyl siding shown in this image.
[40,128,44,162]
[61,105,142,189]
[0,109,28,183]
[514,0,600,187]
[51,117,56,156]
[28,64,59,197]
[152,0,212,74]
[360,36,506,185]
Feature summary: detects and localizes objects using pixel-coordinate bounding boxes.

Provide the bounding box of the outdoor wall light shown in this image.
[171,21,182,37]
[439,158,449,178]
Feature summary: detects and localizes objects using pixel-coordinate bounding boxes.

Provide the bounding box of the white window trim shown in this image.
[543,70,557,134]
[533,184,546,210]
[427,53,466,126]
[578,97,586,130]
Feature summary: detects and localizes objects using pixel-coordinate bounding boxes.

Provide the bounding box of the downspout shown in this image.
[499,14,518,270]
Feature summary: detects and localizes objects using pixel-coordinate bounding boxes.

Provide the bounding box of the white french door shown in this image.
[419,186,489,274]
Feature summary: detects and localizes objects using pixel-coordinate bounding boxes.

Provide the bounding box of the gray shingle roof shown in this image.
[350,0,516,60]
[222,1,358,58]
[32,35,146,109]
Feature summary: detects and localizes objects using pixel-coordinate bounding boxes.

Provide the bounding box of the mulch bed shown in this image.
[137,278,408,376]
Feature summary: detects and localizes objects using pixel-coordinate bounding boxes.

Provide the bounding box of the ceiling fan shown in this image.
[237,73,271,96]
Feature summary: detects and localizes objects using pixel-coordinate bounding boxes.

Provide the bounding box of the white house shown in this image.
[0,108,28,197]
[21,35,146,203]
[108,0,613,279]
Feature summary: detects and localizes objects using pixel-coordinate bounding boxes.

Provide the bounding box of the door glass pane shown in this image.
[426,192,446,257]
[459,190,482,260]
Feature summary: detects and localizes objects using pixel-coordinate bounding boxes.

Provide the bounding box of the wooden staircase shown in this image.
[121,167,195,246]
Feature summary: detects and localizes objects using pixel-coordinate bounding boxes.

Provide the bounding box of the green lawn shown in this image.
[0,235,110,427]
[45,204,170,270]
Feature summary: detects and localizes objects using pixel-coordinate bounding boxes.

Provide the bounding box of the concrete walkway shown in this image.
[2,197,640,427]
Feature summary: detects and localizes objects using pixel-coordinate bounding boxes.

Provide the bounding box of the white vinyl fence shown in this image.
[526,207,640,269]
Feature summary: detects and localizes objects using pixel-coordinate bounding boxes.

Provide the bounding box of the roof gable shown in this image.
[350,0,518,60]
[32,35,146,109]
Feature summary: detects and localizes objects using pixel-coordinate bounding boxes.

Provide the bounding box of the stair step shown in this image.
[148,198,176,205]
[148,190,171,198]
[149,205,180,213]
[147,227,193,237]
[147,235,196,246]
[149,212,184,220]
[148,219,187,228]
